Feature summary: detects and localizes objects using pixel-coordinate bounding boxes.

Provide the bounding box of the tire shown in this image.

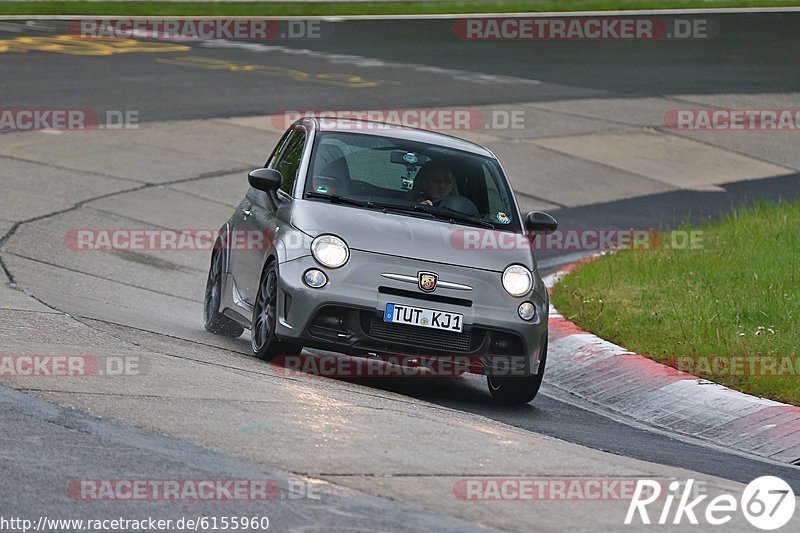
[251,263,302,361]
[487,341,547,404]
[204,246,244,338]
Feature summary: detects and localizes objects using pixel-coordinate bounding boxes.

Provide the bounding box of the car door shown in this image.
[231,125,307,304]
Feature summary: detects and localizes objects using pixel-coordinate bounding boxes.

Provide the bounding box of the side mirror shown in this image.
[525,211,558,235]
[248,168,282,192]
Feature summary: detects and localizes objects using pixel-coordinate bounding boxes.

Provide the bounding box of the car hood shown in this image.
[291,200,536,272]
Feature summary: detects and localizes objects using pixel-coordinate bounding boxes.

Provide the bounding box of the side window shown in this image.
[266,129,292,169]
[485,165,504,214]
[275,129,306,195]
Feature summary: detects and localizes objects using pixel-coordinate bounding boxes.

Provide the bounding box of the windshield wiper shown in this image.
[305,192,494,228]
[409,204,496,229]
[442,213,496,229]
[360,202,495,228]
[305,191,370,207]
[370,202,437,220]
[306,192,433,218]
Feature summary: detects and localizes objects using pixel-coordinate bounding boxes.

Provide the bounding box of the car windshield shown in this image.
[303,131,521,231]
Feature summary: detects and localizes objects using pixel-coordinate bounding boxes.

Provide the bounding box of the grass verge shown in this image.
[552,200,800,406]
[0,1,799,16]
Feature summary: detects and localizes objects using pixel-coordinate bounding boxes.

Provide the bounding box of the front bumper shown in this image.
[273,250,549,377]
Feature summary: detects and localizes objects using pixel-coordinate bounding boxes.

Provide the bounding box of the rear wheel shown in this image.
[251,263,301,361]
[487,341,547,404]
[204,246,244,338]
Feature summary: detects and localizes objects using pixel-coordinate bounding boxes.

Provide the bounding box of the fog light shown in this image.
[304,269,327,288]
[518,302,535,321]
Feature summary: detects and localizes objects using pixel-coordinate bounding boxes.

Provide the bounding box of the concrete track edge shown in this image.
[543,264,800,466]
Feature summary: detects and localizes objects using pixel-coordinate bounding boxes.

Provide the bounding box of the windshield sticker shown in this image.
[496,212,511,224]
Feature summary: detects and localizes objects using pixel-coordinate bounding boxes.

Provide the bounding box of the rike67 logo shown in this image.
[626,477,795,530]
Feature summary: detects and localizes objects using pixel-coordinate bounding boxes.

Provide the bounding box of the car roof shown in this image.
[306,117,496,158]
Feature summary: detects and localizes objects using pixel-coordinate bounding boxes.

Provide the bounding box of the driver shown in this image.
[414,162,455,206]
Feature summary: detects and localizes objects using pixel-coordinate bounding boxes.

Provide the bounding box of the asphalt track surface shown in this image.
[2,14,799,120]
[1,13,800,531]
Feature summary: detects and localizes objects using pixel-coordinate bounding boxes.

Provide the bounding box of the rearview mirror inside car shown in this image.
[389,151,423,167]
[525,211,558,235]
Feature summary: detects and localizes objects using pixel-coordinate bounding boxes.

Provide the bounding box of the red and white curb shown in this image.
[543,265,800,465]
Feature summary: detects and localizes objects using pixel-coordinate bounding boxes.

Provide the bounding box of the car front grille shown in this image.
[378,286,473,307]
[368,319,474,352]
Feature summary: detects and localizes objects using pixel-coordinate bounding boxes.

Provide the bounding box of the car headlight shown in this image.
[502,265,532,297]
[311,234,349,268]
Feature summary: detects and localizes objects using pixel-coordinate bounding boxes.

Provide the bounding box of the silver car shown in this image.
[204,118,558,404]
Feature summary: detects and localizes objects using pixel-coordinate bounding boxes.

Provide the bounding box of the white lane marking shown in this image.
[24,20,54,31]
[0,22,23,32]
[197,39,541,85]
[0,21,54,32]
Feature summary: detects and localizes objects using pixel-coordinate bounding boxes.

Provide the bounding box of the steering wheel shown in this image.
[431,195,480,217]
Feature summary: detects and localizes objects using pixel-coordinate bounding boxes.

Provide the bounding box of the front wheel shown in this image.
[251,263,301,360]
[204,246,244,338]
[487,341,547,404]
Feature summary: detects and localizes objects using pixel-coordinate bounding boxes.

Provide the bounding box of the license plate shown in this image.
[383,303,463,333]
